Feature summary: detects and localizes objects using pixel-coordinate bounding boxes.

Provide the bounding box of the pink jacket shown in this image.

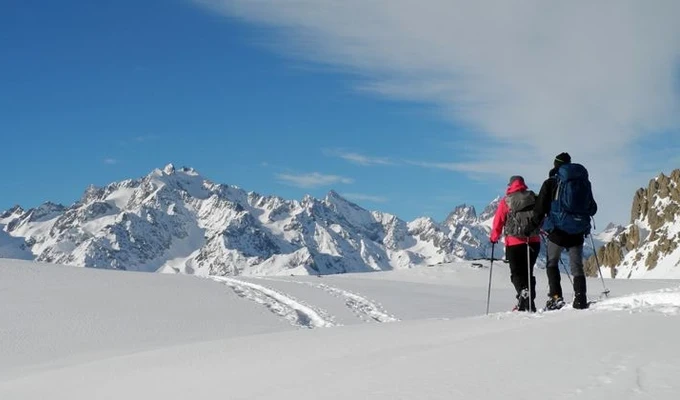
[490,180,541,246]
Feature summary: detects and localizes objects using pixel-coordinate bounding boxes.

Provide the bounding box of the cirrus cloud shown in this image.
[194,0,680,224]
[325,149,395,166]
[276,172,354,188]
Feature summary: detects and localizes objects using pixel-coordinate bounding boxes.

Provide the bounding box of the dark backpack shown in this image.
[544,163,597,235]
[504,190,539,238]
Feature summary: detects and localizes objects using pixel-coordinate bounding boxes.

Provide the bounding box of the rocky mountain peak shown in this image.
[630,169,680,228]
[324,190,350,205]
[585,168,680,278]
[479,196,502,222]
[603,222,619,231]
[444,204,478,226]
[0,205,24,220]
[28,202,66,222]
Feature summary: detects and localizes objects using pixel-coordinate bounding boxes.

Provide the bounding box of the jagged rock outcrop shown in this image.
[585,169,680,278]
[444,204,478,226]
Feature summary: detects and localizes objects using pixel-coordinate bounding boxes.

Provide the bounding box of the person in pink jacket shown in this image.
[489,176,541,312]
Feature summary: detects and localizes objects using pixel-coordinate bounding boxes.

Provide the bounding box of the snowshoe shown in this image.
[513,289,536,312]
[544,295,566,311]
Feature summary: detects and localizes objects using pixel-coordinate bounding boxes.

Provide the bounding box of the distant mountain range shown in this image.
[4,164,676,278]
[0,164,499,276]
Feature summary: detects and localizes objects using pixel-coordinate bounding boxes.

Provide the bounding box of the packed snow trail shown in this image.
[253,277,400,323]
[211,276,336,328]
[595,285,680,315]
[491,285,680,319]
[304,282,399,323]
[314,282,399,322]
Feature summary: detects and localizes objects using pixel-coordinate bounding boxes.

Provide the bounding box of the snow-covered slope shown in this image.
[0,165,500,276]
[586,169,680,278]
[592,222,626,246]
[0,230,32,260]
[1,259,679,399]
[582,222,625,262]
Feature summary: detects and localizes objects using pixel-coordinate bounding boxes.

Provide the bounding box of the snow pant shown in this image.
[546,240,586,298]
[505,242,540,299]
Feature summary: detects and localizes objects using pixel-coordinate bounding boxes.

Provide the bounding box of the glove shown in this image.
[489,237,498,244]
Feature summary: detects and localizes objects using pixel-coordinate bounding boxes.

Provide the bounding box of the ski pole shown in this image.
[486,242,495,315]
[541,234,573,286]
[526,239,532,311]
[558,257,573,287]
[589,234,610,298]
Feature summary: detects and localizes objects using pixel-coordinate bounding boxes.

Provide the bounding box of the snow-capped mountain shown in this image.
[0,164,499,276]
[0,229,32,260]
[585,169,680,278]
[581,222,625,261]
[592,223,626,246]
[444,204,478,226]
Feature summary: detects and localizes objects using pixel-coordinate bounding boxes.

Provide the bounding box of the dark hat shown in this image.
[508,175,524,185]
[554,152,571,166]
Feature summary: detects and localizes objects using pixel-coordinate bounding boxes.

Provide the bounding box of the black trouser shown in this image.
[506,242,540,299]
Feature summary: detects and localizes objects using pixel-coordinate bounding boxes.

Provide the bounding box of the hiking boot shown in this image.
[573,293,589,309]
[545,295,566,311]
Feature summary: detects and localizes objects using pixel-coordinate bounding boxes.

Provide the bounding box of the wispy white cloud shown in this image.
[407,161,458,172]
[195,0,680,224]
[342,193,388,203]
[408,149,531,177]
[103,158,118,165]
[276,172,354,188]
[325,149,394,166]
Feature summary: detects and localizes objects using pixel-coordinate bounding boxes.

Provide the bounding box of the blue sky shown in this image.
[2,0,680,225]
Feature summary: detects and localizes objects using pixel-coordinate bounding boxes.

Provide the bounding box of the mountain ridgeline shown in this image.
[2,165,678,278]
[0,165,498,276]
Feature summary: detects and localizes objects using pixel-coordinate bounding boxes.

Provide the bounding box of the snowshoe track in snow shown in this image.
[211,277,336,329]
[595,287,680,315]
[254,277,400,323]
[311,283,399,323]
